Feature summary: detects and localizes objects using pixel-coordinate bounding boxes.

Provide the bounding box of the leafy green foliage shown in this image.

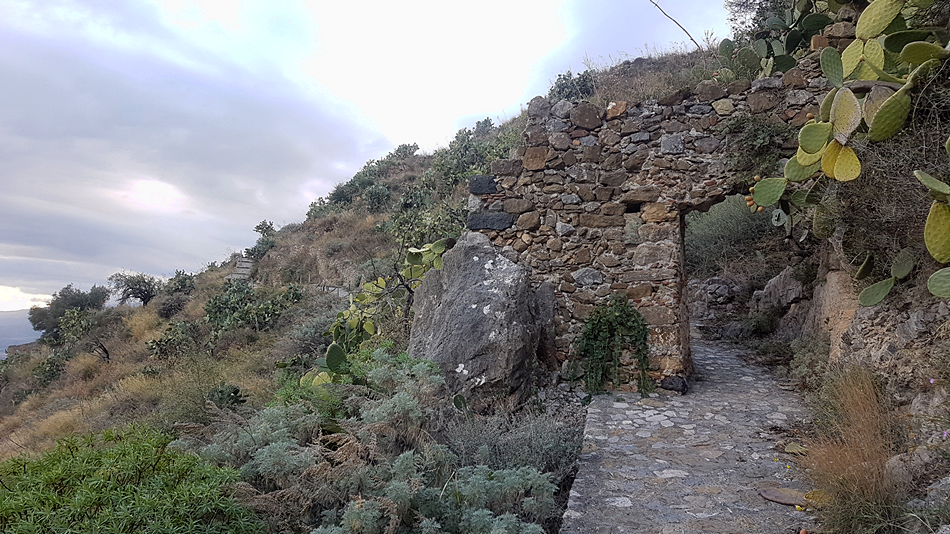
[326,143,420,206]
[109,271,164,307]
[165,270,197,295]
[720,114,796,180]
[0,425,264,534]
[28,283,110,343]
[547,69,595,102]
[574,294,652,395]
[204,281,303,334]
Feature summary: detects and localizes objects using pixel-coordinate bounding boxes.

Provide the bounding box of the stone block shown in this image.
[469,175,497,195]
[571,102,604,129]
[641,202,677,222]
[516,211,541,231]
[503,199,534,214]
[549,132,571,150]
[694,80,728,102]
[600,169,627,186]
[572,267,604,286]
[726,79,751,94]
[638,223,675,242]
[633,243,674,266]
[606,100,627,120]
[600,203,626,216]
[659,134,684,154]
[524,147,549,171]
[582,146,601,163]
[527,96,551,117]
[626,283,653,299]
[638,305,677,325]
[579,214,626,227]
[747,91,781,113]
[467,212,514,230]
[621,269,677,282]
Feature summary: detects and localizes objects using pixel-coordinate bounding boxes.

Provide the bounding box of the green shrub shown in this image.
[719,114,796,180]
[0,425,264,534]
[573,294,651,395]
[364,183,392,212]
[245,236,276,261]
[443,409,582,486]
[547,69,595,102]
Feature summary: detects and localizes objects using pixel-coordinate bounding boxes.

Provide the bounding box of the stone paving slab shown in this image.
[560,339,817,534]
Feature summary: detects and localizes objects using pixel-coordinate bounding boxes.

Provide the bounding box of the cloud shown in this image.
[0,2,389,305]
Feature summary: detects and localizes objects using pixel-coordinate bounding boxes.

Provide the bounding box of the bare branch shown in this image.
[648,0,707,70]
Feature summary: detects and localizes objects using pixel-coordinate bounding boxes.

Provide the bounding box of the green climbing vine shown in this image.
[575,294,653,396]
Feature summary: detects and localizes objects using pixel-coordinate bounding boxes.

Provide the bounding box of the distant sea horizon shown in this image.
[0,309,39,359]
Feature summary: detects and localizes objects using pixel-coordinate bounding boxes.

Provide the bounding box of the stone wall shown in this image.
[465,56,830,390]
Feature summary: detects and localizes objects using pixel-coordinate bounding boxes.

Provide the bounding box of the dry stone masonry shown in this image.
[467,56,831,389]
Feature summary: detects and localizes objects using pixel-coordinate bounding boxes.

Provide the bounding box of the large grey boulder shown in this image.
[408,232,556,412]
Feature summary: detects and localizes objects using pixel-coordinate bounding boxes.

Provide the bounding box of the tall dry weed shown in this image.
[804,367,908,533]
[124,307,163,342]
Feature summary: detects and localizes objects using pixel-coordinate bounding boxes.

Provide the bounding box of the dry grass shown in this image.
[124,307,164,342]
[586,46,715,105]
[804,367,909,533]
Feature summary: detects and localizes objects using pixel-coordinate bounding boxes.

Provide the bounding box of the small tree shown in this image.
[109,272,163,307]
[28,283,110,343]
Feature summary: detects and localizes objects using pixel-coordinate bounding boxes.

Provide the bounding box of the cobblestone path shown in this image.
[560,338,817,534]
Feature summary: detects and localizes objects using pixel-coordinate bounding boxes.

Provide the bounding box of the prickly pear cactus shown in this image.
[925,202,950,263]
[929,268,950,298]
[855,0,905,40]
[752,177,788,207]
[859,276,896,306]
[891,248,915,279]
[833,146,862,182]
[868,88,911,141]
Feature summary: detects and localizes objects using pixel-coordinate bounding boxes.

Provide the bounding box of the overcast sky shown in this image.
[0,0,730,311]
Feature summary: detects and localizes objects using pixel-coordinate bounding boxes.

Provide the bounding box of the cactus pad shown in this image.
[719,38,736,59]
[754,39,771,58]
[891,248,915,279]
[862,38,886,71]
[928,268,950,298]
[863,85,895,126]
[752,177,788,207]
[914,170,950,196]
[785,156,821,182]
[326,342,348,373]
[900,41,950,65]
[774,55,797,73]
[791,190,811,207]
[842,39,864,77]
[820,87,839,122]
[831,87,861,144]
[925,201,950,263]
[797,145,825,166]
[855,252,874,280]
[737,47,761,72]
[822,139,844,179]
[868,89,911,141]
[855,0,905,40]
[859,276,896,306]
[800,122,834,153]
[834,146,862,181]
[821,47,844,88]
[884,30,932,54]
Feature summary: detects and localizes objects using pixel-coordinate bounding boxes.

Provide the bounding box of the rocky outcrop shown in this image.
[408,232,556,412]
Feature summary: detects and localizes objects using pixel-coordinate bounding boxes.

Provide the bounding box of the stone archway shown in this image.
[465,68,822,389]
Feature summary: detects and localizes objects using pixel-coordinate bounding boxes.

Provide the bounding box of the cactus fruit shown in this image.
[855,252,874,280]
[925,201,950,263]
[863,85,895,126]
[820,87,839,122]
[867,88,911,141]
[855,0,905,40]
[884,30,934,54]
[859,276,896,306]
[834,145,862,181]
[799,122,834,153]
[900,41,950,65]
[785,157,821,182]
[842,39,864,77]
[831,87,861,144]
[929,268,950,298]
[752,177,788,207]
[822,139,844,179]
[821,47,844,88]
[891,248,915,279]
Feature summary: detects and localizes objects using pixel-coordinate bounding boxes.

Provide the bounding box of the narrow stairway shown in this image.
[560,338,815,534]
